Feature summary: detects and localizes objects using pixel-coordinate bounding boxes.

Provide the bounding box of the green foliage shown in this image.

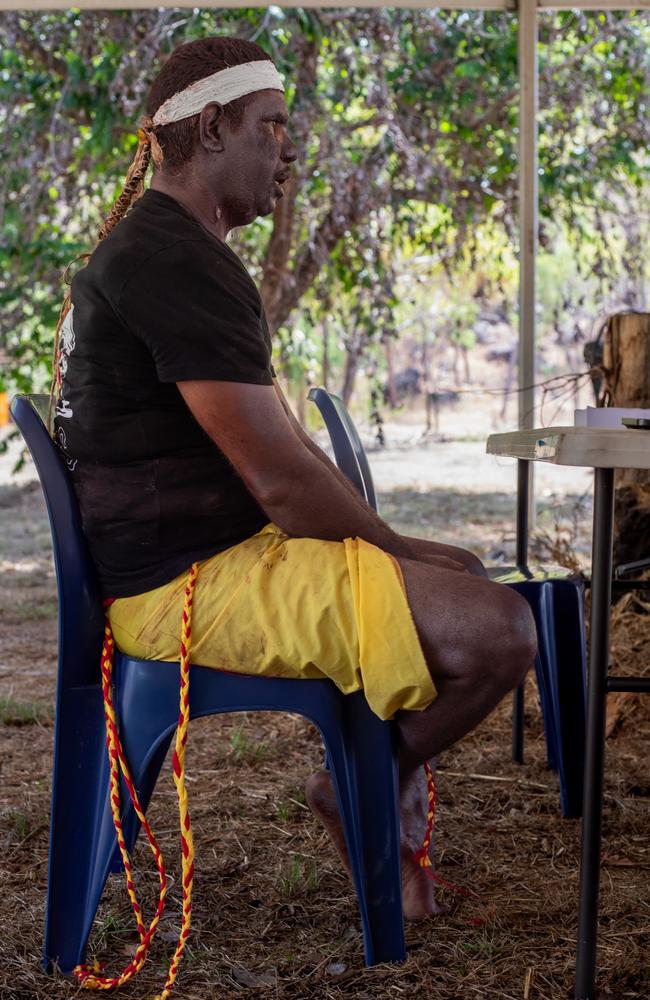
[278,853,321,897]
[0,696,54,726]
[228,715,270,763]
[0,8,648,399]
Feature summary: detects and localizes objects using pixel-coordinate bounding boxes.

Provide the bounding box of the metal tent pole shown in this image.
[518,0,538,464]
[511,0,539,757]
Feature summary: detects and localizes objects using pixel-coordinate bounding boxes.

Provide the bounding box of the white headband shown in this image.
[152,60,285,127]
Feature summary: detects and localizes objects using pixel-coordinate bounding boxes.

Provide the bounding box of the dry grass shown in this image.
[1,481,649,1000]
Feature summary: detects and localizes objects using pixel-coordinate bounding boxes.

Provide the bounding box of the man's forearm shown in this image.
[284,412,417,549]
[274,385,380,511]
[257,445,416,560]
[299,423,374,503]
[285,410,473,572]
[280,399,441,558]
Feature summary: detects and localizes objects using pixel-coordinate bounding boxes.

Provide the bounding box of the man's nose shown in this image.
[282,134,298,164]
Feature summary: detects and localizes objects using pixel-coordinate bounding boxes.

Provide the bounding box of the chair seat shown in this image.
[488,564,582,584]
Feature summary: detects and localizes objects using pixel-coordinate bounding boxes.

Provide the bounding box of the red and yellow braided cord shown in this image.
[74,563,198,996]
[156,563,197,1000]
[414,760,494,925]
[413,759,436,870]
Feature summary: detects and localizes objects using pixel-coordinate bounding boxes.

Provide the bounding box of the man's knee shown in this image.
[488,586,537,692]
[454,584,536,698]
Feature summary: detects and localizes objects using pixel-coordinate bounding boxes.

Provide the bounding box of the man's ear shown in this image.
[199,103,226,153]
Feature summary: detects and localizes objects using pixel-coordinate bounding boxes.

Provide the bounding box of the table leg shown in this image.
[516,459,530,569]
[575,467,615,1000]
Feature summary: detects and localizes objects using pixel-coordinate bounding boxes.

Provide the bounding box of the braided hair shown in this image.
[49,35,272,432]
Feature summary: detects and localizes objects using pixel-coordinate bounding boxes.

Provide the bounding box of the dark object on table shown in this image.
[621,416,650,430]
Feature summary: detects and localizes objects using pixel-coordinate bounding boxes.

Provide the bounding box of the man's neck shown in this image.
[150,174,230,242]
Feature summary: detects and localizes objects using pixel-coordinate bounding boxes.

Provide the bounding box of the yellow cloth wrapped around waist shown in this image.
[108,524,436,721]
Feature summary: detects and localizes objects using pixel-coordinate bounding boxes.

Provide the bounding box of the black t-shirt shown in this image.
[54,189,274,598]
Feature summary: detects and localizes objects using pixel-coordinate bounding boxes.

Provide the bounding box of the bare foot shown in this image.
[305,768,448,921]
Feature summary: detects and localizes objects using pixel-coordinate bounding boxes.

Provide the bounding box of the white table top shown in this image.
[486,425,650,470]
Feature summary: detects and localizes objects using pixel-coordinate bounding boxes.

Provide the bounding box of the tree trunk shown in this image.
[461,344,471,384]
[603,312,650,485]
[259,173,300,331]
[500,347,516,421]
[601,312,650,567]
[295,384,306,428]
[322,318,330,390]
[341,350,360,407]
[384,340,397,408]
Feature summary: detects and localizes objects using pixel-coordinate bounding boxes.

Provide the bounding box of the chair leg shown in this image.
[512,682,525,764]
[513,656,559,771]
[44,661,179,973]
[320,692,405,966]
[549,582,587,819]
[509,580,576,775]
[508,582,558,769]
[515,580,587,818]
[43,683,114,973]
[533,590,561,774]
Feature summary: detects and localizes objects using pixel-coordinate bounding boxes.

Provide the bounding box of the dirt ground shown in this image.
[1,430,649,1000]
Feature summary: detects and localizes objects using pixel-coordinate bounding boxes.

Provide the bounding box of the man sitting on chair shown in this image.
[53,36,536,920]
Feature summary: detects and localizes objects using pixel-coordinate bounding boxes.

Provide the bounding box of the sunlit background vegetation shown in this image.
[1,7,649,431]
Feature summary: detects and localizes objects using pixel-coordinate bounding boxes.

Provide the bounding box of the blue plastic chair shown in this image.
[10,394,406,975]
[308,387,587,819]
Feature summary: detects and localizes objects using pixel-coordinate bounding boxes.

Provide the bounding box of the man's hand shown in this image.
[413,552,469,573]
[402,535,487,576]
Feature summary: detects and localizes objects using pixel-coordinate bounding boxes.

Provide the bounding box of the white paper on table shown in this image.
[573,406,650,429]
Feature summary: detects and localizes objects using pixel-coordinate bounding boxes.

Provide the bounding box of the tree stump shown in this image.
[602,312,650,566]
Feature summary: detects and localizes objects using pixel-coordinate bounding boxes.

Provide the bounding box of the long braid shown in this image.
[49,120,161,437]
[97,119,161,243]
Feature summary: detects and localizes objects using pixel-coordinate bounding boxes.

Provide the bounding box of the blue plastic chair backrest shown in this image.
[10,394,104,686]
[307,388,378,512]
